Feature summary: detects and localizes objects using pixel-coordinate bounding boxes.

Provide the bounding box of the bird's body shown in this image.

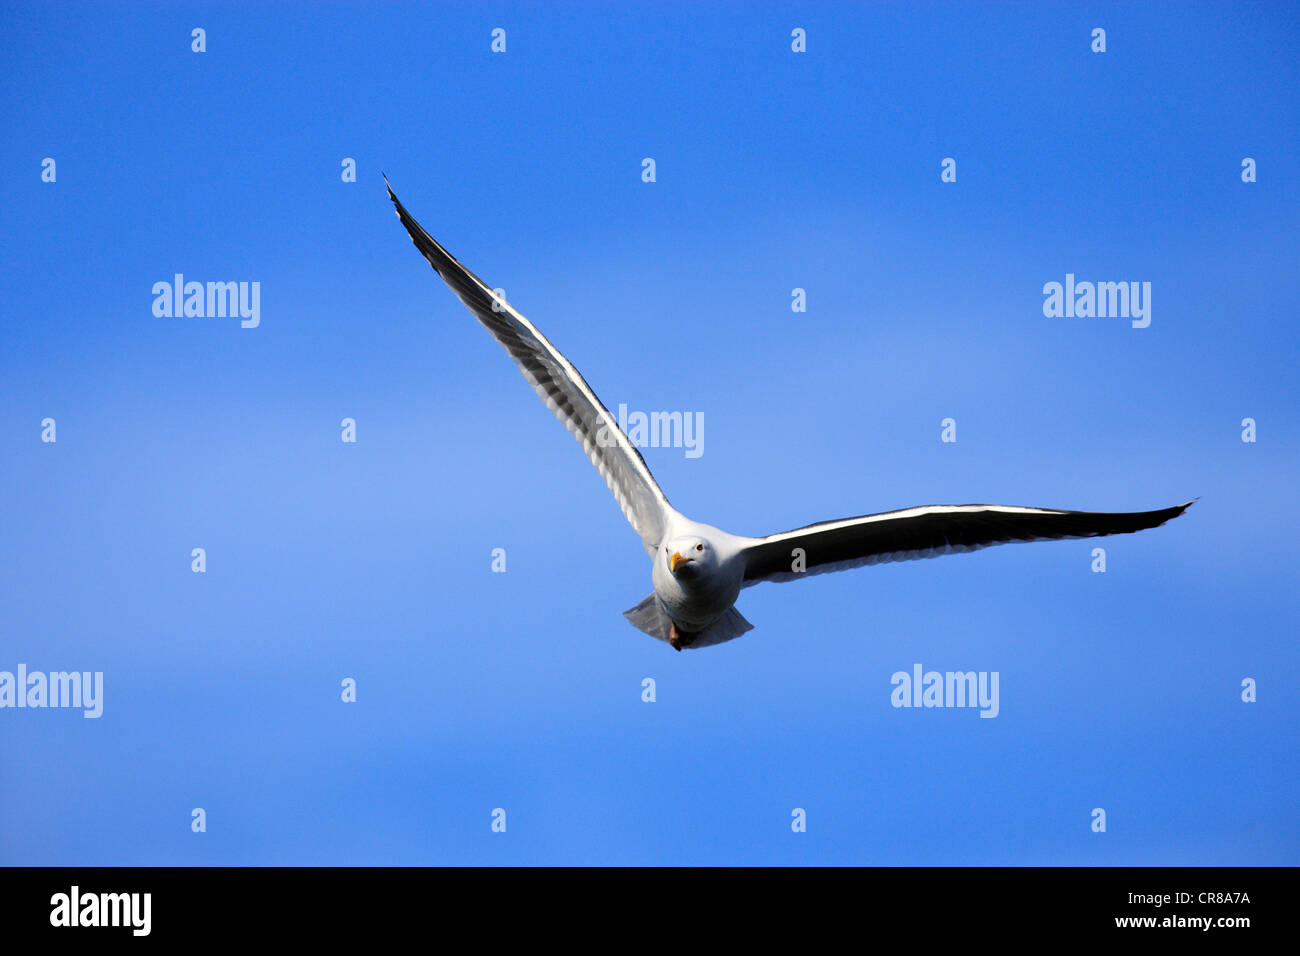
[649,521,749,648]
[386,178,1191,651]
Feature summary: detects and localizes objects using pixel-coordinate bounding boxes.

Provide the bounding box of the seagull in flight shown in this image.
[386,178,1192,651]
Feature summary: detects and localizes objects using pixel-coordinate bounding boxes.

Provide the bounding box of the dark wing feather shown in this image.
[742,501,1193,585]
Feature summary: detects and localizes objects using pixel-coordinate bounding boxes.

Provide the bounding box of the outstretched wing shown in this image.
[386,178,674,554]
[741,501,1193,585]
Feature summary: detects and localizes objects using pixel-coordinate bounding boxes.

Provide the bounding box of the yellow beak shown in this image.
[670,552,693,573]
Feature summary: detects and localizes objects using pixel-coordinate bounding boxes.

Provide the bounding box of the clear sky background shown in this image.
[1,1,1296,865]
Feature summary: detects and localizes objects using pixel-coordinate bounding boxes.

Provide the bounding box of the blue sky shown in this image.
[1,1,1297,865]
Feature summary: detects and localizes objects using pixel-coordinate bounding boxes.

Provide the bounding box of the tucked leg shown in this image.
[669,622,697,651]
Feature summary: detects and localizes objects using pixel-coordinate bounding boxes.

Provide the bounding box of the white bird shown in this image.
[386,179,1192,651]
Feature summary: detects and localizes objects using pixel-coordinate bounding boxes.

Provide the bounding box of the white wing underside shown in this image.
[387,179,674,554]
[386,181,1192,580]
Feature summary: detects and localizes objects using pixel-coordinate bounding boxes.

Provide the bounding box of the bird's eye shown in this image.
[696,543,704,552]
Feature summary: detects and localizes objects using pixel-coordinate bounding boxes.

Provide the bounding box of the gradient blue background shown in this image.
[2,1,1297,865]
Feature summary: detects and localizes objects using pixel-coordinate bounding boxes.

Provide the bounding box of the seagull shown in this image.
[386,178,1192,651]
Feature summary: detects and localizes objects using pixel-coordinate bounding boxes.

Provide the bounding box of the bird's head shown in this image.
[665,536,716,580]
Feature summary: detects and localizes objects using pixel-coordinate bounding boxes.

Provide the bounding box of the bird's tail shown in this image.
[623,595,754,650]
[623,594,673,643]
